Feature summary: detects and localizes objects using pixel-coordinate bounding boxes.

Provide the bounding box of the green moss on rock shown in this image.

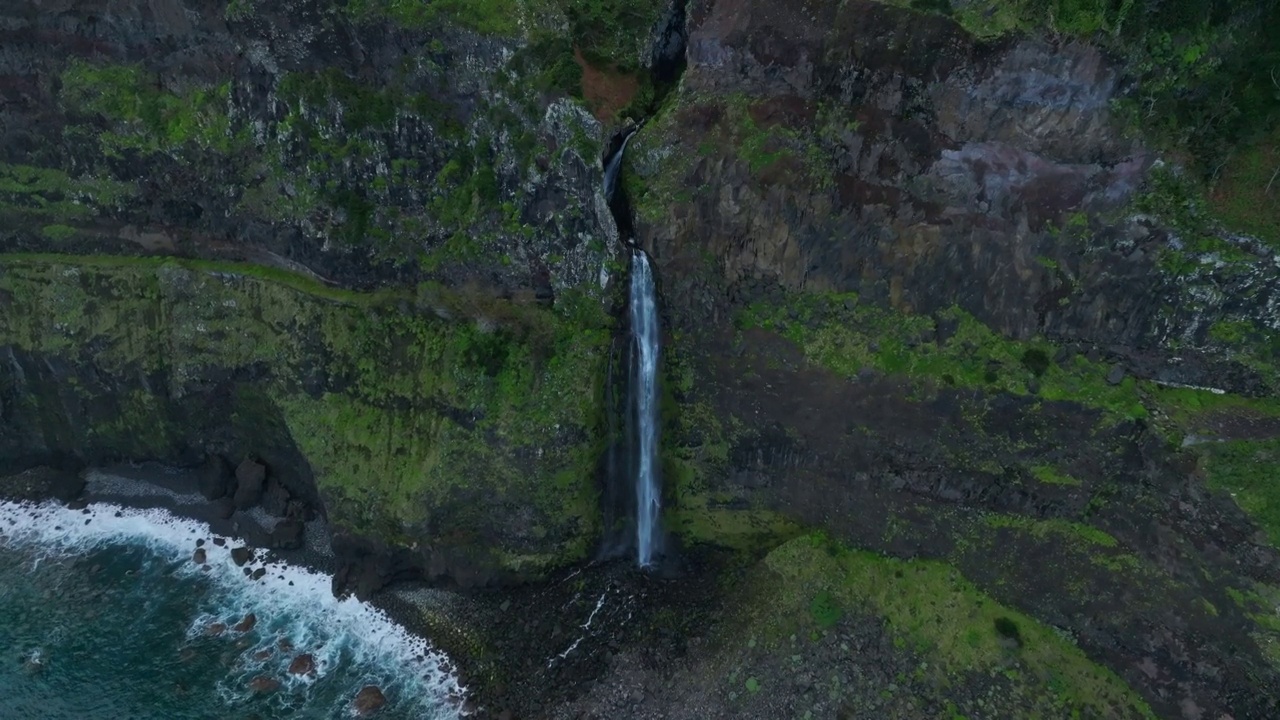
[733,534,1155,719]
[740,293,1149,422]
[0,254,611,576]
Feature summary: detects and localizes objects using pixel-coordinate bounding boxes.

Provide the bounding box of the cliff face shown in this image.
[0,256,610,584]
[4,0,1280,718]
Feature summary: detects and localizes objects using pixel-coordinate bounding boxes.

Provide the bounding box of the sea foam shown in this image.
[0,499,464,718]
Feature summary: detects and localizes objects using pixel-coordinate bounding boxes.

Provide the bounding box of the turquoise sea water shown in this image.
[0,501,462,719]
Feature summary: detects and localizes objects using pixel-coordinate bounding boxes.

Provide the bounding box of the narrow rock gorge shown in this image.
[2,0,1279,718]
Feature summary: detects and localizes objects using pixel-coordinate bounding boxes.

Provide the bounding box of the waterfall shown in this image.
[603,130,634,203]
[628,249,661,567]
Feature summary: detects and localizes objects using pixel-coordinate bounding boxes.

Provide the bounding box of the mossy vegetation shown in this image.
[1196,439,1280,547]
[60,60,244,156]
[1029,464,1082,486]
[737,534,1155,719]
[0,254,611,574]
[739,292,1149,421]
[0,164,135,225]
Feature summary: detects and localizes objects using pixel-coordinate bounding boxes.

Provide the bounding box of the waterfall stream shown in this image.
[600,127,662,568]
[628,249,661,567]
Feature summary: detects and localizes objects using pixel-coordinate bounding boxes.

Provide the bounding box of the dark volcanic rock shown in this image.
[197,454,234,501]
[212,497,236,520]
[353,685,387,716]
[192,548,207,565]
[233,459,266,510]
[288,653,316,676]
[230,547,253,567]
[1107,363,1127,385]
[260,477,291,517]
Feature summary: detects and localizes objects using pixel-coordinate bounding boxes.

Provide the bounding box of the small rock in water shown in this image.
[234,613,257,633]
[201,564,211,572]
[354,685,387,716]
[278,638,294,653]
[193,548,207,564]
[248,676,280,694]
[213,537,227,547]
[205,623,227,637]
[178,647,197,663]
[231,547,253,566]
[251,568,267,581]
[196,539,206,547]
[288,653,316,676]
[253,648,273,661]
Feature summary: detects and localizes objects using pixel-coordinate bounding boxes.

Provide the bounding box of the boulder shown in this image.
[231,546,254,566]
[354,685,387,716]
[192,548,207,565]
[1107,364,1127,385]
[233,613,257,633]
[197,454,234,501]
[233,458,267,509]
[288,653,316,676]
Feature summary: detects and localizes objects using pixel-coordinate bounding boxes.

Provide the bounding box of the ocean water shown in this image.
[0,500,463,719]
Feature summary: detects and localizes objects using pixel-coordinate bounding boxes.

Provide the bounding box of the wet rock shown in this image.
[231,546,254,566]
[198,454,234,501]
[250,568,266,581]
[354,685,387,716]
[252,648,273,661]
[278,638,294,653]
[205,623,227,637]
[1106,364,1127,385]
[233,458,267,510]
[288,653,316,676]
[270,519,304,550]
[233,613,257,633]
[248,676,280,694]
[192,548,207,564]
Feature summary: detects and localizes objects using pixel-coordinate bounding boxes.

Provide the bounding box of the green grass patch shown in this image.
[743,534,1154,719]
[982,513,1118,548]
[1030,464,1082,487]
[739,292,1149,422]
[1198,439,1280,547]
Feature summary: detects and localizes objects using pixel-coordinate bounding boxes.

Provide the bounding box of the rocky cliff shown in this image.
[3,0,1280,718]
